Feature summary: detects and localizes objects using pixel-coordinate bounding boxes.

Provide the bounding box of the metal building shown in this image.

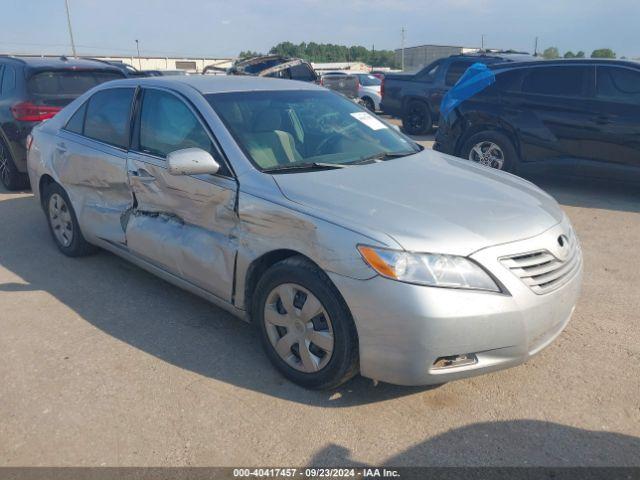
[395,44,477,72]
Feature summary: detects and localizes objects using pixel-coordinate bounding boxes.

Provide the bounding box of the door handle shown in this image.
[129,168,156,183]
[55,142,67,153]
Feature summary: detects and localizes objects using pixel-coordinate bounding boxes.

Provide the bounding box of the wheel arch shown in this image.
[455,120,521,159]
[243,249,322,321]
[38,174,56,208]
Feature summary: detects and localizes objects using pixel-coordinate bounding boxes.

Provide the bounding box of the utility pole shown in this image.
[481,34,485,51]
[401,27,405,71]
[64,0,77,57]
[534,37,539,56]
[135,39,141,69]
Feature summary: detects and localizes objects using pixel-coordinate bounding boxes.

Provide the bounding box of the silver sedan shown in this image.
[27,76,582,389]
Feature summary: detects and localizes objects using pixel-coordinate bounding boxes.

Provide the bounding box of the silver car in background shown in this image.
[27,76,582,389]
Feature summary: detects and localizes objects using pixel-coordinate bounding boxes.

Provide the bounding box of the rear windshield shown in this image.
[357,74,381,86]
[27,70,123,97]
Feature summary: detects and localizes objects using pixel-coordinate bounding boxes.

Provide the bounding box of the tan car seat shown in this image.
[245,109,302,168]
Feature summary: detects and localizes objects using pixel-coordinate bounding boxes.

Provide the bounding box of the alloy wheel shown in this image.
[263,283,334,373]
[48,193,74,247]
[469,141,506,170]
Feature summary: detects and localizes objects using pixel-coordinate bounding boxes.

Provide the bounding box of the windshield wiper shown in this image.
[262,162,349,173]
[350,150,418,165]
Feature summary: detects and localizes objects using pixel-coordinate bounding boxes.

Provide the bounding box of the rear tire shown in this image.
[402,100,433,135]
[253,256,359,390]
[0,139,30,191]
[43,182,98,257]
[362,97,375,112]
[461,131,517,172]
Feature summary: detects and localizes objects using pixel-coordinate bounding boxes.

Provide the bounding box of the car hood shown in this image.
[273,150,563,255]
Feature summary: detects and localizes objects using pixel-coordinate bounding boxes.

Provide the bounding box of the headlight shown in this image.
[357,245,500,292]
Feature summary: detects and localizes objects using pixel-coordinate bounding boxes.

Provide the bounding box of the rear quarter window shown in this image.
[596,66,640,104]
[1,65,17,95]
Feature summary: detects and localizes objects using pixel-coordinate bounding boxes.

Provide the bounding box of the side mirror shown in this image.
[167,148,220,176]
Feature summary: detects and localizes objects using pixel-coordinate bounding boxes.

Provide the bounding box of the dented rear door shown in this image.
[124,87,238,302]
[54,87,136,244]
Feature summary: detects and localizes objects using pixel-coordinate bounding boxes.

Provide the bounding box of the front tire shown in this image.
[43,182,98,257]
[461,131,517,172]
[253,256,359,389]
[0,139,30,191]
[402,100,433,135]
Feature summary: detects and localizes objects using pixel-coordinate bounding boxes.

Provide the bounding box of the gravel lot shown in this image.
[1,127,639,466]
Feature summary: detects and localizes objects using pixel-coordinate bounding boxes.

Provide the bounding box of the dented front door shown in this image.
[124,87,238,302]
[125,153,238,301]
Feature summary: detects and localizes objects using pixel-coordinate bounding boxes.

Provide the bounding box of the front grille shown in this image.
[500,237,581,295]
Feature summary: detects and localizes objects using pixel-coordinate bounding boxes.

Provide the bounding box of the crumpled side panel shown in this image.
[233,192,379,310]
[126,211,236,298]
[52,138,133,244]
[126,155,238,302]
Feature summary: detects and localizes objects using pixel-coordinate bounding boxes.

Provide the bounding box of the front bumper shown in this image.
[329,220,582,386]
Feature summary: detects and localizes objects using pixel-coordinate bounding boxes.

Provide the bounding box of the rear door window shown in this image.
[445,61,474,86]
[521,66,590,97]
[596,66,640,104]
[83,88,135,148]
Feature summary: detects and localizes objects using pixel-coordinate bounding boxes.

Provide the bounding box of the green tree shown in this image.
[591,48,616,58]
[238,50,263,59]
[575,51,585,58]
[266,41,398,68]
[542,47,560,59]
[564,51,576,58]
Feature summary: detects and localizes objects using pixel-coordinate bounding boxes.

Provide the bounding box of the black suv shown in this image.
[434,59,640,182]
[0,56,125,190]
[380,52,536,134]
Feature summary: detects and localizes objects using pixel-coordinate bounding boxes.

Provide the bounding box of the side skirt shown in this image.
[95,238,250,323]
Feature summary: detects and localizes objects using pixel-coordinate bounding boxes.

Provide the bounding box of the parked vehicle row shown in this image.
[0,56,126,190]
[320,72,382,111]
[380,52,537,134]
[27,75,582,389]
[434,59,640,183]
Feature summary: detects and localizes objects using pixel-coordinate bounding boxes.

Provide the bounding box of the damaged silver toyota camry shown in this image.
[27,76,582,389]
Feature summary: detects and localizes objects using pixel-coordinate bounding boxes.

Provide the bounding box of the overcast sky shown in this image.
[2,0,638,59]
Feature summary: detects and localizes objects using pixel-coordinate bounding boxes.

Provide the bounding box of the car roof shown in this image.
[0,55,124,72]
[453,53,540,62]
[489,58,640,70]
[104,75,323,94]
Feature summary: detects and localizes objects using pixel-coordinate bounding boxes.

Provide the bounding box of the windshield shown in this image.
[206,90,418,172]
[357,74,382,86]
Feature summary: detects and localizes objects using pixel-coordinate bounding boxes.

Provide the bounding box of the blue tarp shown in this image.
[440,62,496,120]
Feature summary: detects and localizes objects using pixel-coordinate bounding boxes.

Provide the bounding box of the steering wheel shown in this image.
[314,133,343,156]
